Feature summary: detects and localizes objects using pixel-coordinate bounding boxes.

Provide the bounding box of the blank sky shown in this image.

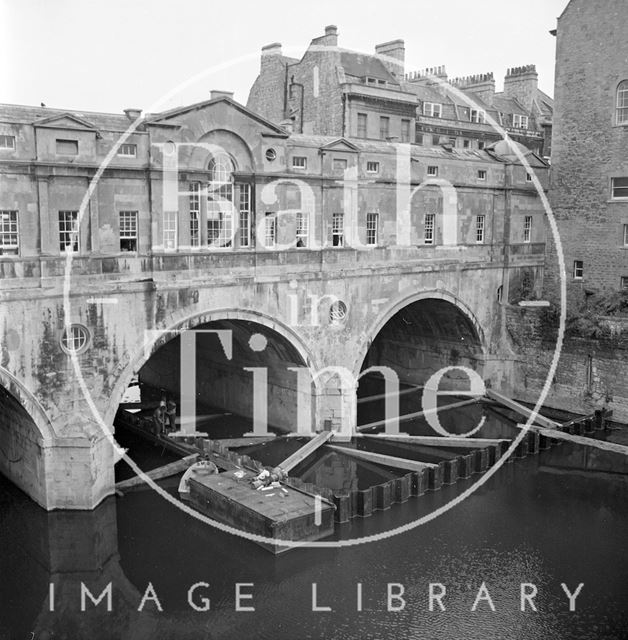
[1,0,567,115]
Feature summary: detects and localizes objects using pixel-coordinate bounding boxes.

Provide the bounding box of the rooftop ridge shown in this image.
[404,66,447,81]
[450,72,495,88]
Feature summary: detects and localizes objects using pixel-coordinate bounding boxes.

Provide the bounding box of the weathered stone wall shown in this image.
[506,305,628,423]
[0,385,47,506]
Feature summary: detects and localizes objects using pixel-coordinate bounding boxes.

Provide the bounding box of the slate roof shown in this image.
[288,133,502,163]
[340,51,398,84]
[0,103,133,131]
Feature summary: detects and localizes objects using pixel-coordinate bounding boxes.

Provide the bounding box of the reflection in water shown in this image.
[2,422,628,638]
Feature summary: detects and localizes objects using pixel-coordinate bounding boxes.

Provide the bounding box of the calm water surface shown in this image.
[1,408,628,640]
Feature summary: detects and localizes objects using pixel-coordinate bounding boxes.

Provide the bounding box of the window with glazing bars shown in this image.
[265,213,276,248]
[189,183,200,247]
[332,212,344,247]
[207,210,233,248]
[0,135,15,149]
[0,210,18,254]
[617,81,628,125]
[59,211,79,253]
[296,212,308,248]
[612,177,628,199]
[424,213,435,245]
[119,211,138,251]
[476,215,485,243]
[238,183,251,248]
[207,179,233,248]
[366,212,379,246]
[523,215,532,243]
[117,143,137,157]
[163,211,177,250]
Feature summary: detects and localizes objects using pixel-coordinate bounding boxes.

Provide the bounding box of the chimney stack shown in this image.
[312,25,338,47]
[503,65,538,112]
[261,42,283,70]
[375,39,405,78]
[450,72,495,106]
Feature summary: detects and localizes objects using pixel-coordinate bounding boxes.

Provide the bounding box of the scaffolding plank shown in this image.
[359,434,509,448]
[278,431,334,473]
[515,423,628,456]
[326,444,437,471]
[356,398,482,432]
[486,389,560,429]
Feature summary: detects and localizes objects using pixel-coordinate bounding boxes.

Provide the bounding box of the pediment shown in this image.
[320,138,359,152]
[34,112,98,131]
[145,96,289,139]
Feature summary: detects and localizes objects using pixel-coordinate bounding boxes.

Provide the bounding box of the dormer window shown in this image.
[423,102,442,118]
[512,114,529,129]
[0,135,15,150]
[117,143,137,157]
[470,109,486,124]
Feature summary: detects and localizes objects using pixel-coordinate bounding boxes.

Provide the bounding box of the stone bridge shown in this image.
[0,244,535,510]
[0,97,548,509]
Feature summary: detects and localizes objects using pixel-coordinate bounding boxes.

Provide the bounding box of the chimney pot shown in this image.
[261,42,282,55]
[210,90,234,100]
[123,108,142,120]
[325,25,338,36]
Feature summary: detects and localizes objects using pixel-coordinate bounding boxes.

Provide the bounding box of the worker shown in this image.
[152,400,167,437]
[166,399,177,433]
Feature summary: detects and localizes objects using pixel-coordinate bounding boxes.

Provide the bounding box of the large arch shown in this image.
[104,308,323,432]
[354,290,486,435]
[352,289,486,377]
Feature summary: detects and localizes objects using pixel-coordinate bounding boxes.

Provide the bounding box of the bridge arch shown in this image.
[353,289,487,434]
[0,367,55,443]
[0,367,56,508]
[353,289,486,377]
[105,308,323,433]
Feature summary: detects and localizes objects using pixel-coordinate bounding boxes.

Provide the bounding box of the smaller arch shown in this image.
[197,129,255,173]
[0,367,55,444]
[352,289,486,377]
[208,154,236,182]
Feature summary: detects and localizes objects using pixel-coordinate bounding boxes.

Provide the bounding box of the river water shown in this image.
[1,405,628,640]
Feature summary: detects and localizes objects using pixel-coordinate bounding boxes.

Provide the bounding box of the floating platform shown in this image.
[188,469,335,554]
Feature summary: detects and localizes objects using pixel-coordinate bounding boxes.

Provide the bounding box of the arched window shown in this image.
[617,81,628,125]
[208,155,233,184]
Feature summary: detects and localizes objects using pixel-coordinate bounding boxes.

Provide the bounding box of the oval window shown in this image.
[60,324,90,354]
